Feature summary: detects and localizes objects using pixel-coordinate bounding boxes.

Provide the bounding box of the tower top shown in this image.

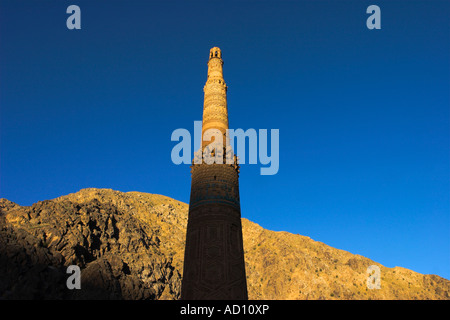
[209,47,222,60]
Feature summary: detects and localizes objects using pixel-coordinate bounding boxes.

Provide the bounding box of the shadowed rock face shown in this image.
[1,188,449,300]
[0,189,185,300]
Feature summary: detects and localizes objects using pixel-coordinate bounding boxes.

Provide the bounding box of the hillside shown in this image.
[0,188,448,299]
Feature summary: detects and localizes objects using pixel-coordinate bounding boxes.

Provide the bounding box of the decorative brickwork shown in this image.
[181,48,248,300]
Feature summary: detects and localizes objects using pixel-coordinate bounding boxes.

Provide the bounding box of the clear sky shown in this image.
[1,0,449,280]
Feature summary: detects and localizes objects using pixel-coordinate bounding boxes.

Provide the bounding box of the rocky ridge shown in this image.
[0,188,448,299]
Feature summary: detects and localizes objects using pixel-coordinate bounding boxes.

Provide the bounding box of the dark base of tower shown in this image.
[181,202,248,300]
[181,280,248,300]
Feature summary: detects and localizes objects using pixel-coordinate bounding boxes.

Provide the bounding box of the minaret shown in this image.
[181,47,248,300]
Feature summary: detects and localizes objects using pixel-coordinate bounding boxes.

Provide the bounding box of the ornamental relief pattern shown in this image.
[204,93,227,105]
[203,103,228,123]
[205,84,226,91]
[203,114,228,125]
[203,105,227,115]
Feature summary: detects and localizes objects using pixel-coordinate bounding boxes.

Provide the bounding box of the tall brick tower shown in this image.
[181,47,248,300]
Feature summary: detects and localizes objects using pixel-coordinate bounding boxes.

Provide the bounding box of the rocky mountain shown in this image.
[0,188,448,299]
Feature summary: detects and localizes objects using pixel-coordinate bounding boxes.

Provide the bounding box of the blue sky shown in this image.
[1,0,449,280]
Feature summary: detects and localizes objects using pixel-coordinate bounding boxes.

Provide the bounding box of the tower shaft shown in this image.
[181,47,248,300]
